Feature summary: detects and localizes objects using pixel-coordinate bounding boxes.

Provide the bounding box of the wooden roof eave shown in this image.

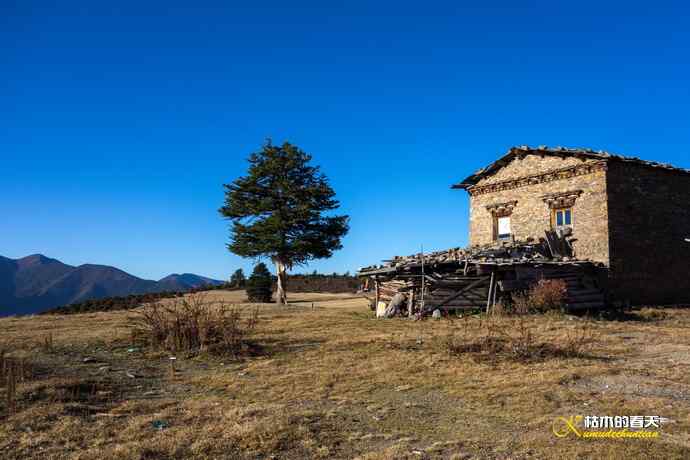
[452,145,690,190]
[450,149,520,190]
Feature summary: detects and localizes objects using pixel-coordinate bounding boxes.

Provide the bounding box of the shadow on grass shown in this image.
[592,309,669,322]
[257,337,327,357]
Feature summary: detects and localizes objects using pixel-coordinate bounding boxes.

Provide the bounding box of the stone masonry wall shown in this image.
[468,154,610,264]
[606,162,690,305]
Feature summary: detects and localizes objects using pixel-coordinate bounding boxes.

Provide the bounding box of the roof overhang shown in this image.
[451,145,690,191]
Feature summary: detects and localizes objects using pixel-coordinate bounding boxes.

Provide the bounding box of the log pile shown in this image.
[359,231,607,316]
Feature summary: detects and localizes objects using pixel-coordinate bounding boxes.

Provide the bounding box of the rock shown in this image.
[432,309,442,319]
[384,293,406,318]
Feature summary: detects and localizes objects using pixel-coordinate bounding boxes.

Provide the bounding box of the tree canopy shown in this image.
[219,141,349,303]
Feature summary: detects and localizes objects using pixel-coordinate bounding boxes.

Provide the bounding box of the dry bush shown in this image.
[528,278,567,312]
[444,316,596,364]
[1,346,36,416]
[500,278,567,315]
[130,294,260,358]
[637,308,668,322]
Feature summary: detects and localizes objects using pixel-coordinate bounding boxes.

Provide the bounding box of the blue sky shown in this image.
[2,1,689,280]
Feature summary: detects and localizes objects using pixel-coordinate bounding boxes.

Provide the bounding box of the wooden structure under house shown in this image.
[358,231,608,317]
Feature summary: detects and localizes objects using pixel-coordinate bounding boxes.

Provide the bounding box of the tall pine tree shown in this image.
[219,141,349,304]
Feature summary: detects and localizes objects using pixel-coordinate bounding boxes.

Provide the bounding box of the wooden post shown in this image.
[492,275,499,310]
[486,270,495,314]
[407,290,415,317]
[374,277,380,311]
[421,246,425,314]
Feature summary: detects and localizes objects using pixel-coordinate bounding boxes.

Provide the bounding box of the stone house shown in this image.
[453,145,690,306]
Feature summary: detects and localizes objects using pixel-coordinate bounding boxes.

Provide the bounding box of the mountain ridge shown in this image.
[0,254,224,316]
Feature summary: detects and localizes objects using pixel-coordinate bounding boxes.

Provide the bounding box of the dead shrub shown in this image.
[637,308,668,322]
[130,294,260,358]
[502,278,567,315]
[560,321,597,357]
[444,316,597,364]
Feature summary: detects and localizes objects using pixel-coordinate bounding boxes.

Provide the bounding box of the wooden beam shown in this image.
[486,271,495,313]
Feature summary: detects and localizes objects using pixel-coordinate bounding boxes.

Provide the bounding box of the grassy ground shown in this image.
[1,291,689,459]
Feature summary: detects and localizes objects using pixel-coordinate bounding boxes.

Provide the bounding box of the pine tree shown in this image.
[245,263,273,303]
[229,268,246,288]
[219,141,349,304]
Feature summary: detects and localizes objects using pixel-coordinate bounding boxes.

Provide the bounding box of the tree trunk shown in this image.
[275,260,288,305]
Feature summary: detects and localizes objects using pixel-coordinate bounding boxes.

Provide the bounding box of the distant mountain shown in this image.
[0,254,224,316]
[157,273,224,292]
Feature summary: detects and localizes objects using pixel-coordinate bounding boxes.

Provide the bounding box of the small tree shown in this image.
[220,141,349,304]
[246,263,273,303]
[229,268,246,288]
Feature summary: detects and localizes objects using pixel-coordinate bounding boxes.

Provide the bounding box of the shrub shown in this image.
[528,279,567,312]
[444,316,596,364]
[504,278,567,315]
[130,294,259,358]
[246,263,273,303]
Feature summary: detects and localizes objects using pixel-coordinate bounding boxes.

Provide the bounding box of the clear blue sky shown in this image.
[2,1,689,281]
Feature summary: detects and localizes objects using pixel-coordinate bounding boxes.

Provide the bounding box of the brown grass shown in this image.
[130,294,259,358]
[0,290,689,459]
[444,315,597,364]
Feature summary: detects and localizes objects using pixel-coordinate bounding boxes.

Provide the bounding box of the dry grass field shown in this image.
[1,291,690,459]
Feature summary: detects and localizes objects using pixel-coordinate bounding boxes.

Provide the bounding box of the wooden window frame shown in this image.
[486,201,517,242]
[493,214,513,242]
[551,207,573,231]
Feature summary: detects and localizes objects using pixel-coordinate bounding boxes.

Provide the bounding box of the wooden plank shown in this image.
[433,276,490,308]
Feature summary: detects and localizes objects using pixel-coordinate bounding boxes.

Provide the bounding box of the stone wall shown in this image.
[606,162,690,305]
[467,154,610,264]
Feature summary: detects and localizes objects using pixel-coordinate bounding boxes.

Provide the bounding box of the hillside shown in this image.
[0,291,688,459]
[0,255,222,316]
[156,273,224,292]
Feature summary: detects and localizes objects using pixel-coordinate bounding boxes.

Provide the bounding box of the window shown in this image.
[496,215,512,240]
[486,200,517,242]
[552,208,573,229]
